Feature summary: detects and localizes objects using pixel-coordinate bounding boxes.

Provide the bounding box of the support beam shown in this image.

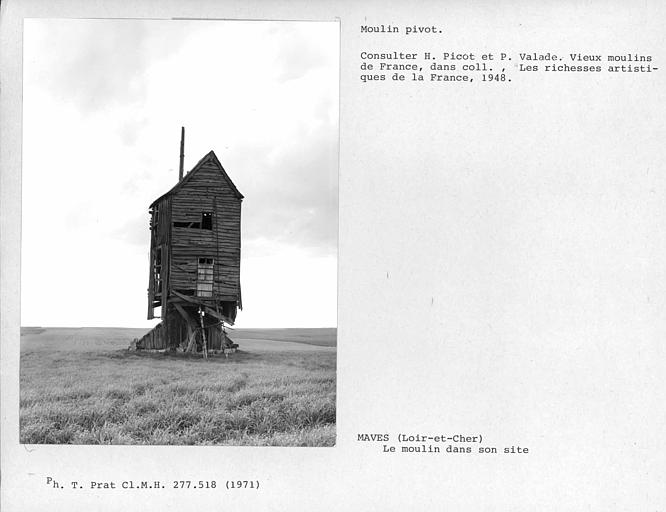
[198,307,208,359]
[173,302,201,351]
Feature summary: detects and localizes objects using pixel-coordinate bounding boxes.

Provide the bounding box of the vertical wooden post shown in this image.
[198,307,208,359]
[178,127,185,182]
[163,303,170,350]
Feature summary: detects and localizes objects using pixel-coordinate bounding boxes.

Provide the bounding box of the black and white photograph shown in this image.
[19,18,339,446]
[3,1,666,511]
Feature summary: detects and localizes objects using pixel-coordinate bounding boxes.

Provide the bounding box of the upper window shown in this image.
[201,212,213,230]
[172,211,212,230]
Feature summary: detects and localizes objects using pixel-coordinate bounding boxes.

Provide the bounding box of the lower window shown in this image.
[197,258,214,297]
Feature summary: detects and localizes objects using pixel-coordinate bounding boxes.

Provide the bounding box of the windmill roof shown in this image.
[150,150,243,207]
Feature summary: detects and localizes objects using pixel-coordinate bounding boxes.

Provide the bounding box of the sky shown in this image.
[21,19,339,328]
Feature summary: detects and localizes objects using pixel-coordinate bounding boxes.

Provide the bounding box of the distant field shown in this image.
[20,327,336,446]
[20,326,337,351]
[230,328,336,347]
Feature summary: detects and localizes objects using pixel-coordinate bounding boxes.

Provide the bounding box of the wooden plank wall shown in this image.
[169,162,241,300]
[137,318,227,351]
[137,322,166,349]
[147,196,173,319]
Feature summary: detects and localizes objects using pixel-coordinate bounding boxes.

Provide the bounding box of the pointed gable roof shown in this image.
[150,150,243,207]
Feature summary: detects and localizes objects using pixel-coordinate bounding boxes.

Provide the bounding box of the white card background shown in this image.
[2,1,665,510]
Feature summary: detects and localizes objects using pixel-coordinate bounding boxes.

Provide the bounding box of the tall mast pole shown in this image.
[178,126,185,182]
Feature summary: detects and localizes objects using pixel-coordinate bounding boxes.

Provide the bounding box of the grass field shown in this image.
[19,327,336,446]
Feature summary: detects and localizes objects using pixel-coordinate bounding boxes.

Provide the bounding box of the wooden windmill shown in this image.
[138,128,242,354]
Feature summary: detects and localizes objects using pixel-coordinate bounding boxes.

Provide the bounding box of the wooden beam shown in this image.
[203,306,225,321]
[207,306,234,326]
[171,289,235,324]
[172,289,200,304]
[173,303,194,326]
[198,307,208,359]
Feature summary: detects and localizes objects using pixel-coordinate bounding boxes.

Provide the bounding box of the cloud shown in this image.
[225,116,338,257]
[110,214,150,248]
[25,20,188,114]
[22,19,339,327]
[269,23,336,82]
[119,116,150,147]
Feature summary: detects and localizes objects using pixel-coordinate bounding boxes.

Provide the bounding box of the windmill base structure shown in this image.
[136,129,243,355]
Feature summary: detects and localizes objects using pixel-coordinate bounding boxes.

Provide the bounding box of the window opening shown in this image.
[173,212,212,230]
[153,247,162,293]
[150,206,159,230]
[201,212,213,230]
[173,221,201,228]
[197,258,214,297]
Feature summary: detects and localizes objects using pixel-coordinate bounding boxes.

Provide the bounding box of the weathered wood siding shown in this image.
[147,196,172,319]
[169,160,242,301]
[138,318,233,350]
[138,321,165,349]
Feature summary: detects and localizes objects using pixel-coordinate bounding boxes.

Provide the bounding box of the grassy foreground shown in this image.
[20,328,336,446]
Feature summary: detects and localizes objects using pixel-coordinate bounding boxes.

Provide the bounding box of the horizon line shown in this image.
[20,325,337,330]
